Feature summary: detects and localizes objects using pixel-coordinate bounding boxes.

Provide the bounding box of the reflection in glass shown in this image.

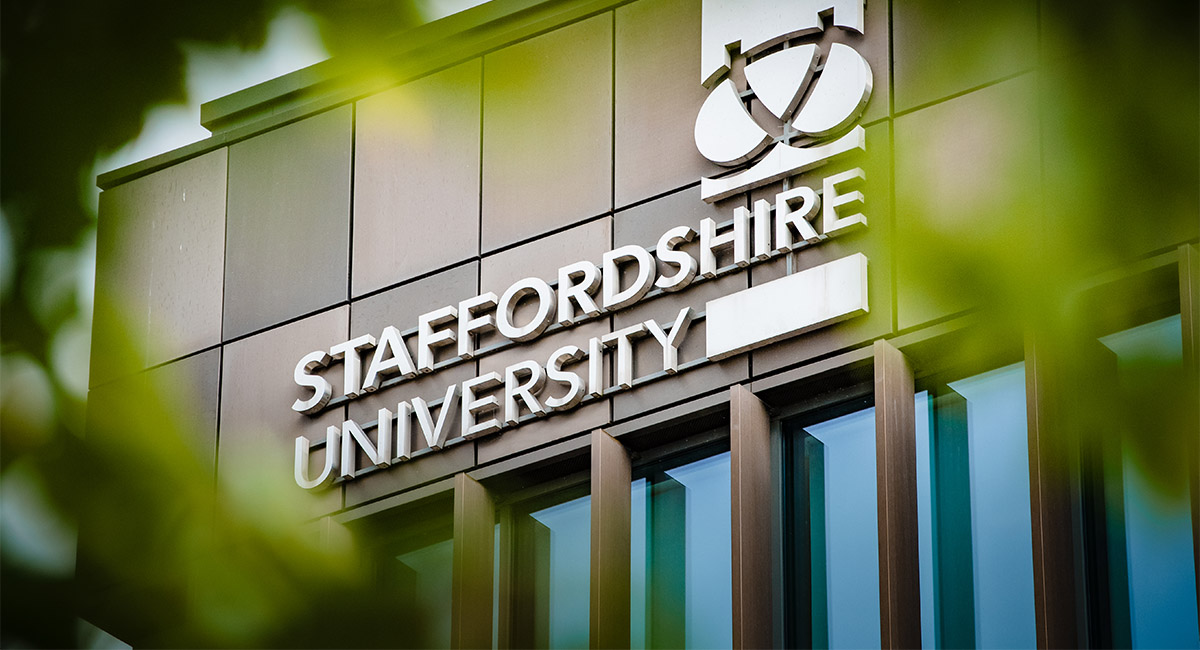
[788,405,880,649]
[631,451,732,650]
[512,493,591,649]
[914,362,1036,649]
[1097,315,1199,649]
[379,535,454,649]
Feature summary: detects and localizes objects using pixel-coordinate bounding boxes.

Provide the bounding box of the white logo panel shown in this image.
[695,0,872,202]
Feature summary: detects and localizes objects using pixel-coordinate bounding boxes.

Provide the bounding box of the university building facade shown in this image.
[86,0,1199,647]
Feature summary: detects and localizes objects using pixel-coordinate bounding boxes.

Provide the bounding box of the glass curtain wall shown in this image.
[508,489,592,649]
[1093,314,1199,648]
[784,402,881,649]
[366,505,454,649]
[364,313,1196,650]
[913,362,1037,649]
[630,450,732,650]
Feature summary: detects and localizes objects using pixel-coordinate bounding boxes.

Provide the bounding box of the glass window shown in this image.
[366,506,454,650]
[389,539,454,647]
[785,403,881,649]
[914,362,1036,649]
[631,451,732,650]
[509,490,591,649]
[1096,314,1199,649]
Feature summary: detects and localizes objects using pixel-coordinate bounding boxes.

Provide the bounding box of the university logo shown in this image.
[694,0,872,202]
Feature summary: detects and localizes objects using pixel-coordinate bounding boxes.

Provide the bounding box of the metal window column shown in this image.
[873,339,922,649]
[591,429,632,649]
[1180,243,1200,634]
[730,384,773,649]
[1024,328,1085,649]
[452,473,495,650]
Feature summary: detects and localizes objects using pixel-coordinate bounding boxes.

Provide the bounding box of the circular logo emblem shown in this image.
[694,29,872,202]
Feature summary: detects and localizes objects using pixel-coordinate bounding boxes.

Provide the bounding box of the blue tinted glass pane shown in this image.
[914,391,935,648]
[528,495,591,649]
[800,407,881,649]
[632,478,648,649]
[1099,315,1199,649]
[949,364,1036,648]
[915,362,1036,649]
[393,538,454,648]
[631,452,732,649]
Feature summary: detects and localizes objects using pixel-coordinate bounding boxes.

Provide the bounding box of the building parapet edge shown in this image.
[96,0,631,190]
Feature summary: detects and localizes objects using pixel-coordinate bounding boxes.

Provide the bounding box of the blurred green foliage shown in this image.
[1,2,431,646]
[894,0,1198,488]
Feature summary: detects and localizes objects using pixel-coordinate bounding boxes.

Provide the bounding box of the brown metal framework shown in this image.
[1181,243,1200,635]
[319,247,1200,650]
[590,429,632,649]
[451,474,495,649]
[1024,326,1086,648]
[730,385,774,650]
[873,339,922,649]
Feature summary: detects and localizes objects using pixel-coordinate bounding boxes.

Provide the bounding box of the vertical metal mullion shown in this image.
[1024,329,1084,649]
[646,472,686,648]
[496,505,514,650]
[930,388,976,648]
[730,384,773,650]
[770,419,788,649]
[1182,242,1200,386]
[873,338,921,649]
[591,429,631,650]
[452,473,495,650]
[1179,242,1200,634]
